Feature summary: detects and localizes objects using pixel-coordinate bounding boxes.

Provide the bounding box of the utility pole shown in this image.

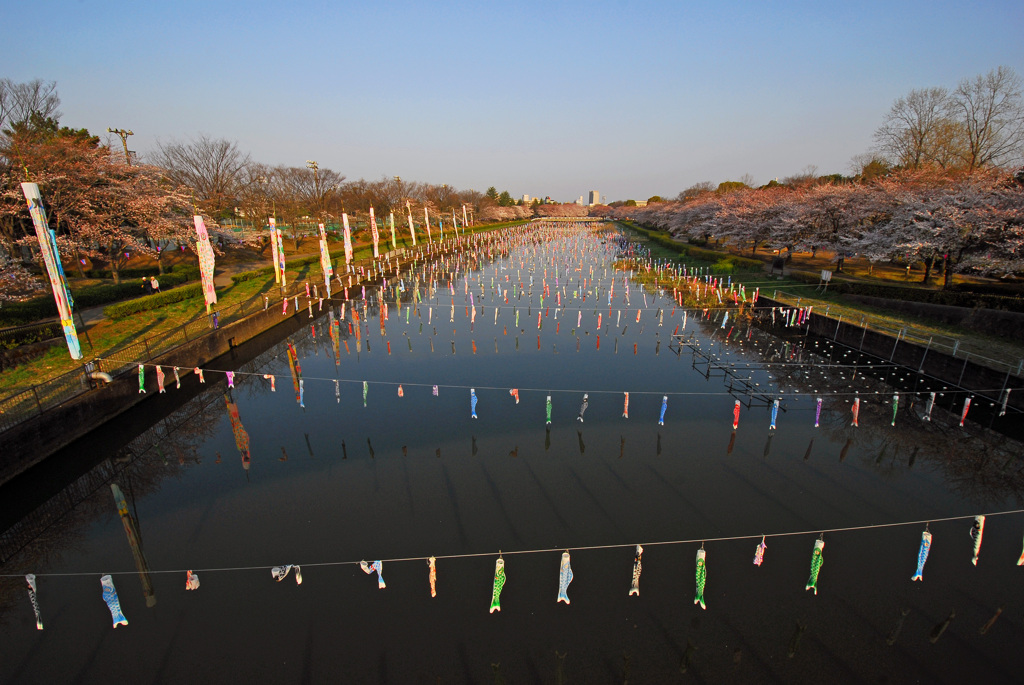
[306,160,320,221]
[107,128,134,165]
[257,175,275,219]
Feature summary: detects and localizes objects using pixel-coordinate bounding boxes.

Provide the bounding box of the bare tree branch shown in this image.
[151,135,250,215]
[951,65,1024,170]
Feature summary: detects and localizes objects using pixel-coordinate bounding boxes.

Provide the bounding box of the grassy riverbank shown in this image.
[0,221,525,396]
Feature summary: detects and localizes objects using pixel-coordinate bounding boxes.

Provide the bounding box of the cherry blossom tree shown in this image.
[606,169,1023,283]
[1,115,197,290]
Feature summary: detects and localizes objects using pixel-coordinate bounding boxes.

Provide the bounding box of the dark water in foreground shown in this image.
[2,229,1023,684]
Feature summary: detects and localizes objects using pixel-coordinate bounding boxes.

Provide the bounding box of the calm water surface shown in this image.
[2,226,1022,683]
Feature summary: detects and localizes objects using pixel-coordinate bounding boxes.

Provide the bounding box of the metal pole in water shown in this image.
[918,337,932,372]
[957,353,970,387]
[890,328,903,361]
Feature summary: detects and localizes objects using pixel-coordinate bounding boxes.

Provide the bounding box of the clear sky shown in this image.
[5,0,1023,202]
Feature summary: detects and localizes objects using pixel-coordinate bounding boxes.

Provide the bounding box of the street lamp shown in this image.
[107,127,134,165]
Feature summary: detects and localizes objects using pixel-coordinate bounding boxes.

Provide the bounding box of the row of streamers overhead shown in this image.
[130,357,1003,431]
[18,514,1024,631]
[20,182,82,359]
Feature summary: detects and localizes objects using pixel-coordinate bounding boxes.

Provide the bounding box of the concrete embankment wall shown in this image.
[0,310,310,527]
[755,297,1024,413]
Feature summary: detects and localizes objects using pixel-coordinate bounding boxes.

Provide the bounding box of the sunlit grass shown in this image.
[1,223,519,397]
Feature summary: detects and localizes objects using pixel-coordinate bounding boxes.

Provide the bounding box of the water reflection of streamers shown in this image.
[110,482,155,608]
[286,342,302,405]
[224,391,250,472]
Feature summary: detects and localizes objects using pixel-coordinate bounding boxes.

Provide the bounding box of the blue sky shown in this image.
[6,0,1023,202]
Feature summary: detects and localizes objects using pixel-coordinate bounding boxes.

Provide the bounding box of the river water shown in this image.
[1,223,1022,683]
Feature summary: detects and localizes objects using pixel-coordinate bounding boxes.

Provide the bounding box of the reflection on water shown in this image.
[224,390,250,473]
[2,223,1023,684]
[110,483,155,608]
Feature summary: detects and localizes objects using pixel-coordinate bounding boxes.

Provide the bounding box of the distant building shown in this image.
[523,194,531,203]
[634,200,648,207]
[588,190,600,205]
[576,196,584,205]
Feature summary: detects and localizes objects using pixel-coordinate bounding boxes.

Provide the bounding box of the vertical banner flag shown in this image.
[389,212,397,250]
[269,217,281,284]
[275,221,287,287]
[424,207,432,242]
[406,201,416,246]
[192,215,218,311]
[370,206,380,258]
[342,213,353,265]
[318,222,332,297]
[20,182,82,359]
[463,204,469,230]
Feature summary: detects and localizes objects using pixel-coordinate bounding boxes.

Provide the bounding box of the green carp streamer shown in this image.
[806,538,825,595]
[694,548,707,610]
[489,557,505,613]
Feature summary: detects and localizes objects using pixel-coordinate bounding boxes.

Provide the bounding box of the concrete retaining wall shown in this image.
[0,301,318,485]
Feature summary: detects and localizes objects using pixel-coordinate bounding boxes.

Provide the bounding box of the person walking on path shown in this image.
[150,276,160,294]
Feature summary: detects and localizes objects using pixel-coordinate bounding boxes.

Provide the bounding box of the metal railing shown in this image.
[769,289,1024,379]
[0,321,63,351]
